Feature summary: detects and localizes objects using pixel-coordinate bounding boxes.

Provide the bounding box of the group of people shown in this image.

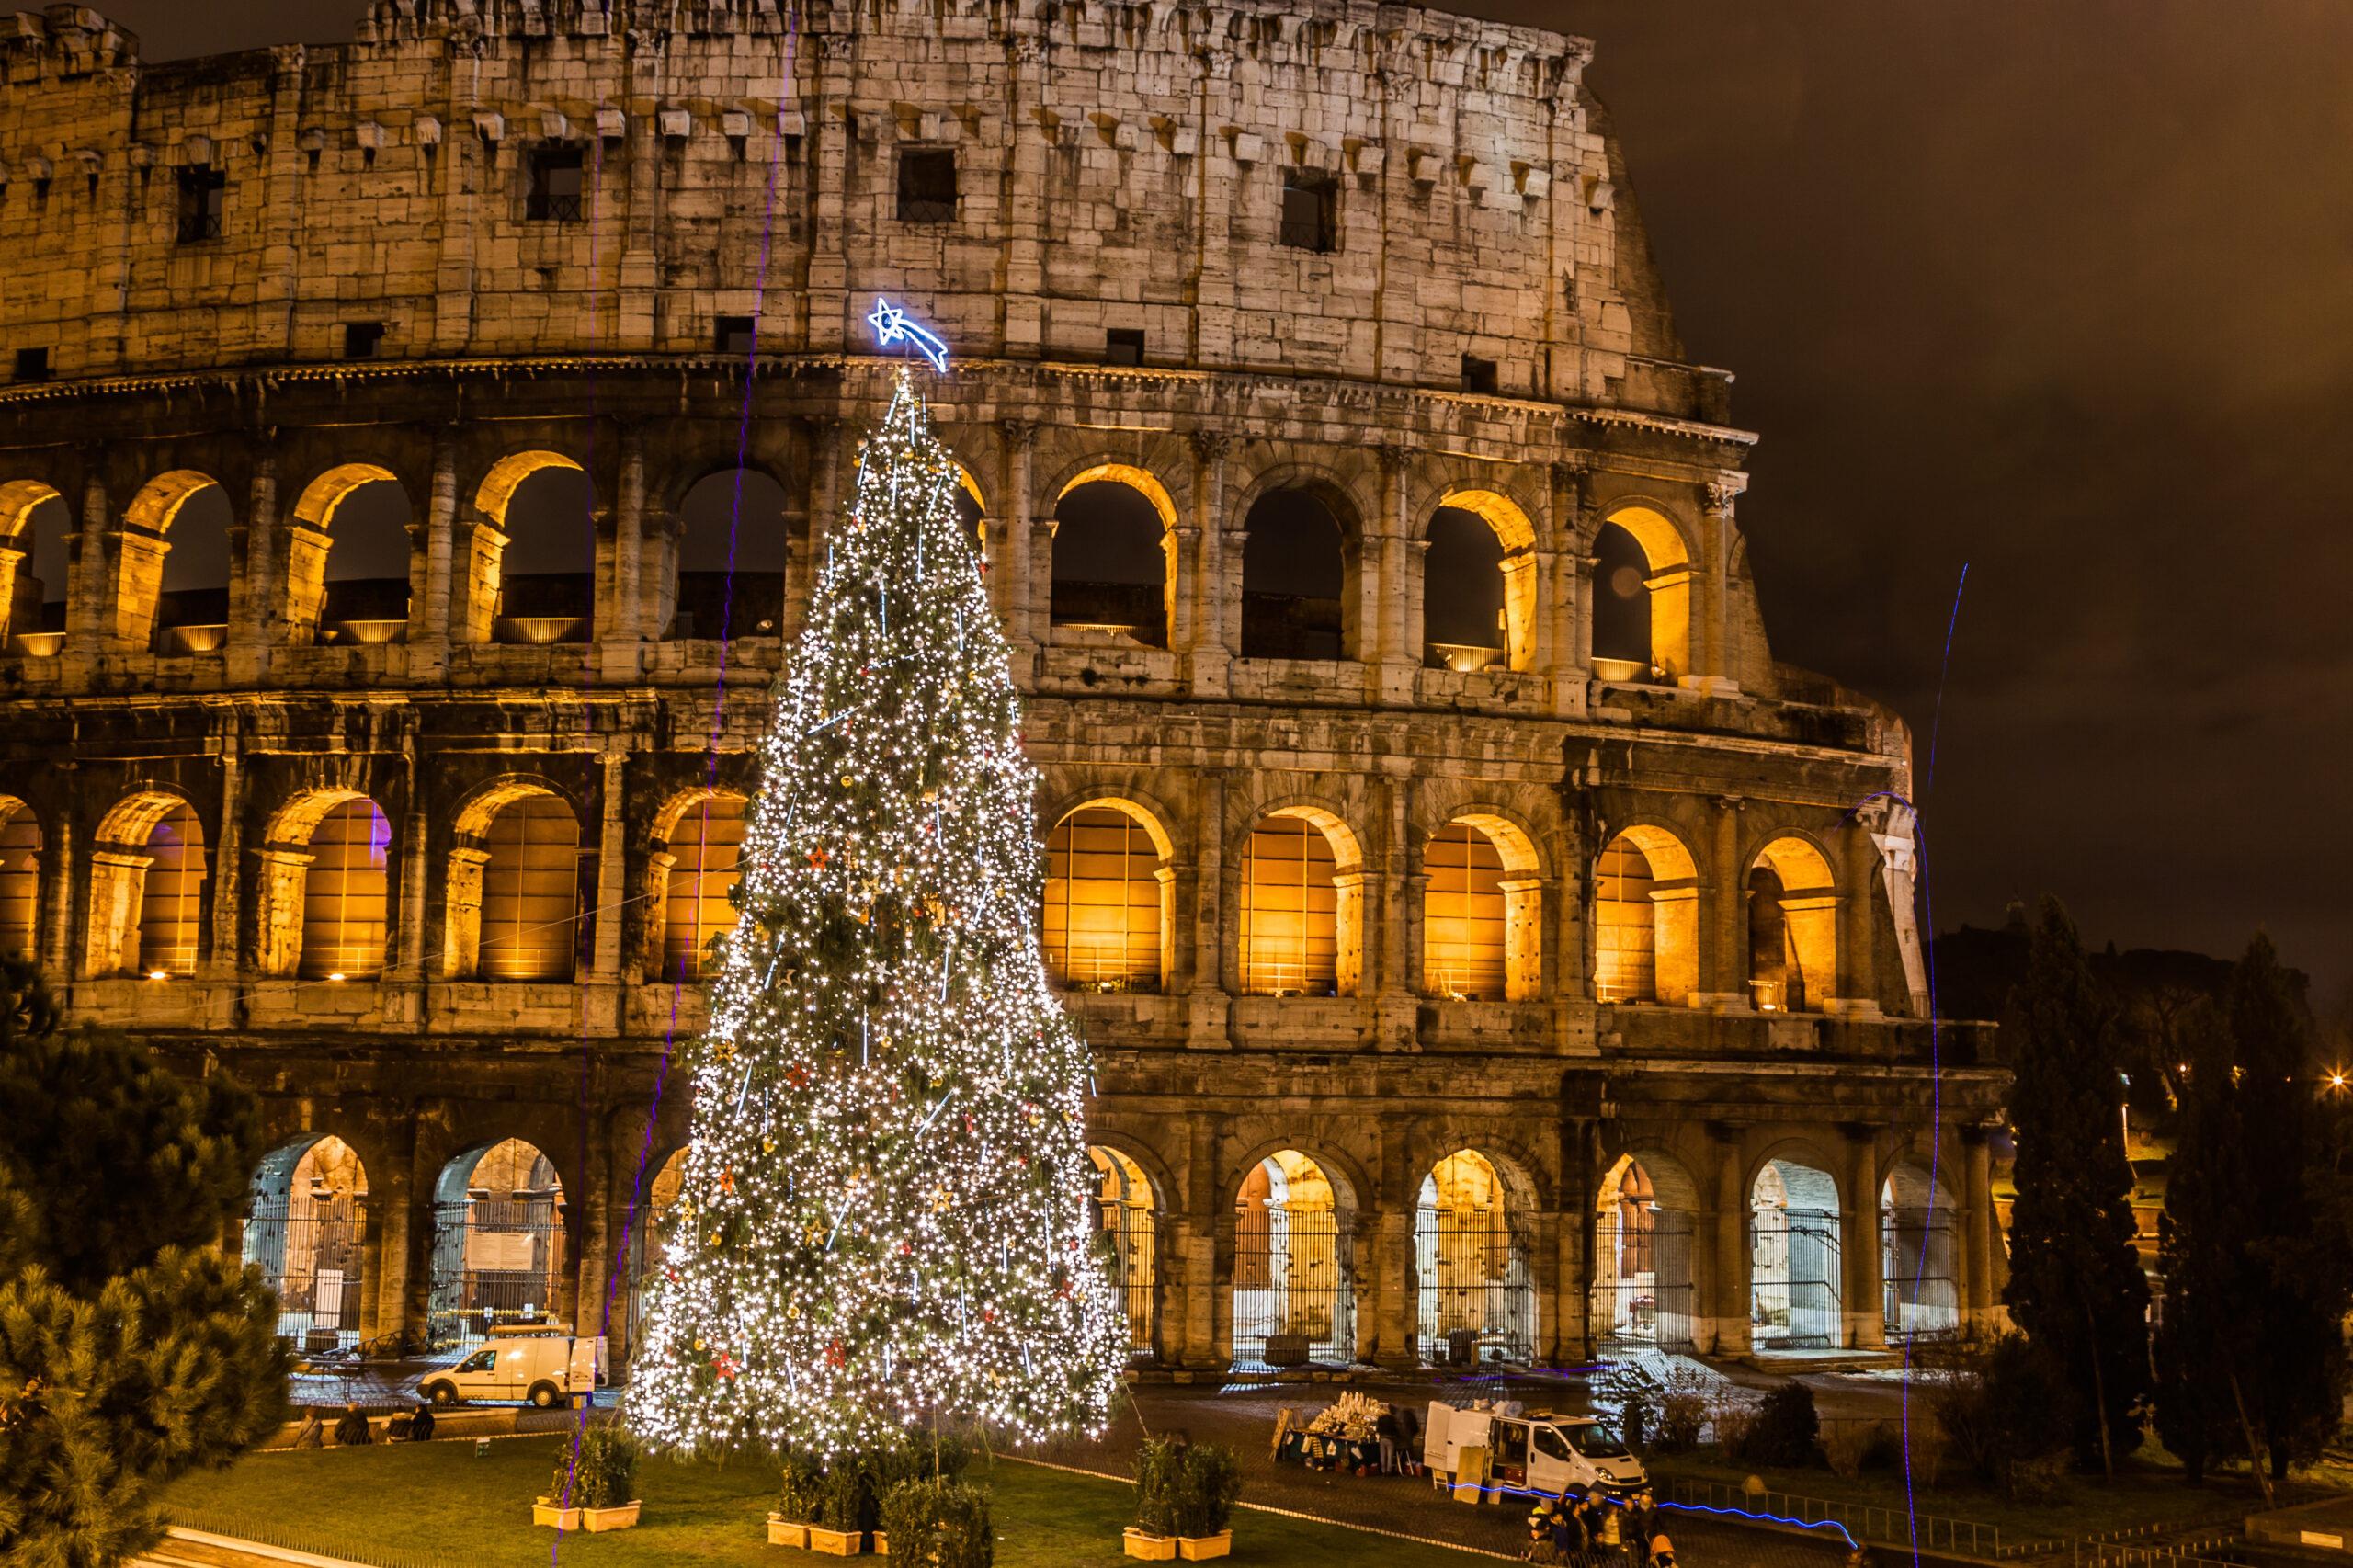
[1523,1488,1673,1568]
[290,1401,438,1448]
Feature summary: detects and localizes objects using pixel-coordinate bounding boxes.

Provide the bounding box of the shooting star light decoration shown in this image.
[867,298,951,372]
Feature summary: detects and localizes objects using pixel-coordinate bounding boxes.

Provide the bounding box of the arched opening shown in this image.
[623,1147,688,1365]
[669,468,791,640]
[0,797,40,961]
[1594,826,1699,1006]
[475,793,583,982]
[1593,1153,1699,1349]
[1,481,64,651]
[1089,1145,1158,1358]
[1414,1149,1532,1366]
[1043,801,1170,993]
[1421,817,1543,1003]
[87,795,206,979]
[654,790,748,980]
[1240,808,1359,997]
[1426,491,1539,674]
[429,1138,567,1346]
[1751,1157,1843,1350]
[122,472,233,654]
[472,453,591,645]
[1883,1162,1960,1340]
[244,1135,369,1350]
[1240,488,1349,660]
[1591,506,1690,681]
[1051,469,1175,648]
[1748,836,1837,1013]
[298,797,392,981]
[286,466,411,645]
[1233,1150,1354,1367]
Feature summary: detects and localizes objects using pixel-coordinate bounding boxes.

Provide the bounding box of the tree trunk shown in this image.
[2083,1292,2115,1479]
[2225,1359,2275,1510]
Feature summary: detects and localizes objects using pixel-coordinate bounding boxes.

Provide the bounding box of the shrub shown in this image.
[553,1424,640,1509]
[904,1428,974,1482]
[881,1477,994,1568]
[1172,1444,1243,1539]
[1927,1333,2075,1498]
[1707,1389,1762,1455]
[1132,1436,1185,1537]
[1735,1381,1820,1469]
[1823,1420,1881,1479]
[815,1462,868,1533]
[1654,1388,1708,1454]
[779,1449,825,1523]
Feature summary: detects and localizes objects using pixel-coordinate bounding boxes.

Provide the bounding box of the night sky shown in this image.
[98,1,2353,1002]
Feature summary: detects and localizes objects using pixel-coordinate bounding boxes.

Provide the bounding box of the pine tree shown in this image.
[2150,1000,2247,1484]
[626,372,1126,1458]
[0,958,290,1567]
[2001,896,2149,1474]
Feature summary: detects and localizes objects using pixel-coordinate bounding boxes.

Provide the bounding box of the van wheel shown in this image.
[426,1383,459,1407]
[529,1382,560,1409]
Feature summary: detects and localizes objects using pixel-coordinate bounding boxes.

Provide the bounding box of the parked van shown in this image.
[415,1326,607,1409]
[1423,1402,1649,1500]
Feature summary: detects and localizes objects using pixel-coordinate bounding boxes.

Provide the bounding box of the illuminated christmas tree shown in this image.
[626,366,1126,1456]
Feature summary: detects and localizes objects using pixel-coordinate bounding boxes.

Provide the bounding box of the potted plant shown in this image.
[1125,1437,1182,1560]
[771,1449,824,1548]
[1171,1443,1241,1561]
[807,1462,867,1556]
[573,1425,644,1532]
[881,1477,992,1568]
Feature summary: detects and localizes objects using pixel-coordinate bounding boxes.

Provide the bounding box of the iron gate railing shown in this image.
[1882,1202,1961,1338]
[245,1195,368,1350]
[1592,1209,1697,1348]
[1414,1202,1532,1364]
[1097,1198,1157,1358]
[1752,1205,1842,1348]
[427,1198,566,1346]
[1232,1200,1353,1365]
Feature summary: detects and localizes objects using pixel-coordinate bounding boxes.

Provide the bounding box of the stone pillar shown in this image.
[0,543,25,646]
[392,807,430,984]
[1699,797,1749,1010]
[227,456,278,685]
[1830,824,1884,1017]
[1186,769,1232,1050]
[600,428,646,680]
[1704,1126,1751,1355]
[369,1115,421,1346]
[82,850,150,979]
[207,740,244,1010]
[1843,1127,1886,1350]
[395,1118,437,1347]
[1369,1119,1413,1367]
[39,807,75,982]
[410,429,459,675]
[63,466,108,661]
[1687,477,1744,695]
[1186,431,1233,698]
[590,750,630,986]
[1184,1108,1230,1369]
[1961,1128,1997,1326]
[1367,445,1415,704]
[1402,870,1430,997]
[1552,461,1592,710]
[440,846,491,979]
[572,1121,612,1347]
[998,422,1038,664]
[250,848,314,977]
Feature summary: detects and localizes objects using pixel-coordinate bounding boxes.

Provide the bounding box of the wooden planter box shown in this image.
[581,1501,642,1532]
[807,1525,862,1556]
[530,1499,581,1530]
[1123,1528,1177,1560]
[767,1514,810,1548]
[1179,1532,1233,1561]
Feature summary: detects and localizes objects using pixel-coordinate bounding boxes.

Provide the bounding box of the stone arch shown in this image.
[1881,1155,1961,1339]
[1043,796,1174,993]
[255,787,392,981]
[622,1143,692,1363]
[647,785,749,981]
[116,469,232,652]
[1749,1145,1846,1350]
[444,778,584,982]
[244,1133,371,1348]
[0,480,63,646]
[464,449,589,645]
[283,462,411,644]
[1421,811,1541,1003]
[1229,1144,1359,1367]
[665,464,795,642]
[1424,486,1540,674]
[1748,833,1838,1013]
[1593,499,1694,680]
[1234,466,1364,661]
[1595,822,1701,1006]
[427,1137,569,1346]
[1088,1143,1162,1358]
[1414,1144,1538,1365]
[1594,1148,1703,1348]
[0,795,40,962]
[1049,461,1181,649]
[1238,802,1364,997]
[86,788,207,979]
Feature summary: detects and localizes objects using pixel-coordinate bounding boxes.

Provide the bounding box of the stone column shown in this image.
[440,847,491,979]
[998,421,1039,666]
[1699,797,1749,1010]
[63,465,109,662]
[1831,824,1883,1017]
[590,749,630,999]
[1402,870,1431,998]
[1368,1152,1415,1369]
[393,807,430,985]
[249,848,314,977]
[1961,1128,1997,1327]
[410,429,459,676]
[1186,431,1233,698]
[1704,1126,1751,1354]
[227,456,278,685]
[571,1119,612,1349]
[39,808,76,982]
[1187,769,1232,1050]
[599,427,646,681]
[206,739,244,1015]
[1843,1127,1887,1349]
[1367,445,1415,704]
[370,1113,422,1346]
[1691,477,1744,695]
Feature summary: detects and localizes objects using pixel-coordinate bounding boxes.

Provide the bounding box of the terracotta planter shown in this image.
[1123,1528,1178,1561]
[807,1525,862,1556]
[581,1501,642,1532]
[767,1514,811,1548]
[531,1499,581,1530]
[871,1529,888,1555]
[1178,1531,1233,1561]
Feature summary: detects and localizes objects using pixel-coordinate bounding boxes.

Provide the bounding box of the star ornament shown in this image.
[866,297,951,372]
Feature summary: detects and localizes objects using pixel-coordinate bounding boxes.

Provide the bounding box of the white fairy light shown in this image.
[624,369,1126,1459]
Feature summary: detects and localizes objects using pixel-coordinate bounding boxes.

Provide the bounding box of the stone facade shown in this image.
[0,0,2006,1369]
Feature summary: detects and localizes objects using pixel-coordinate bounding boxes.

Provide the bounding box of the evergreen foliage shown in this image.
[2151,1000,2252,1483]
[879,1476,994,1567]
[553,1424,640,1510]
[1735,1381,1820,1469]
[0,958,290,1568]
[1999,896,2150,1472]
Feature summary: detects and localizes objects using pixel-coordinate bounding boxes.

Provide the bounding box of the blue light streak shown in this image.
[867,297,951,371]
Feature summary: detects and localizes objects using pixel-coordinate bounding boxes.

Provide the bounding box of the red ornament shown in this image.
[808,847,830,868]
[825,1338,847,1368]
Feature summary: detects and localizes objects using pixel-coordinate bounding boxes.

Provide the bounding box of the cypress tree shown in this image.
[2001,896,2149,1474]
[2150,1001,2247,1483]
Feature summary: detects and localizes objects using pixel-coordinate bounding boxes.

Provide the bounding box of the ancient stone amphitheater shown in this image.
[0,0,2005,1371]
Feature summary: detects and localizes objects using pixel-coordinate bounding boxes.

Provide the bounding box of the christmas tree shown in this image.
[625,369,1127,1458]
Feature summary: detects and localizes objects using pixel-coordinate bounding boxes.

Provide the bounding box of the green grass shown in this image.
[162,1435,1494,1568]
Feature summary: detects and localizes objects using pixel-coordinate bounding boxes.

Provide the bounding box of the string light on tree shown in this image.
[625,313,1124,1458]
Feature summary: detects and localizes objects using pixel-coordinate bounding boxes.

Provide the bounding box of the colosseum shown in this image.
[0,0,2006,1374]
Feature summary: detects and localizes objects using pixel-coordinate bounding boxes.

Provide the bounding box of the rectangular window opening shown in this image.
[526,145,585,222]
[1105,328,1146,368]
[176,166,225,244]
[1279,169,1337,253]
[12,347,51,382]
[1461,355,1499,394]
[715,314,758,356]
[342,322,385,360]
[896,147,958,223]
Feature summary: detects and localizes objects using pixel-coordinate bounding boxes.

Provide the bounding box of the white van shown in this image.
[416,1327,607,1409]
[1423,1402,1649,1500]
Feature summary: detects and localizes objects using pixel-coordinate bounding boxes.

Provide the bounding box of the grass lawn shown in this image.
[163,1434,1495,1568]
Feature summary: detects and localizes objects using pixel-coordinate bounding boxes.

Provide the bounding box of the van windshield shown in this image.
[1570,1422,1630,1460]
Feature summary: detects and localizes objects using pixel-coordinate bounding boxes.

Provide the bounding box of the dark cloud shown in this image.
[103,1,2353,994]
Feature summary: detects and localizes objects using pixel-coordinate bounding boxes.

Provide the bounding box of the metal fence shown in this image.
[426,1197,566,1347]
[165,1516,465,1568]
[1413,1201,1533,1365]
[1232,1198,1353,1366]
[1656,1474,2054,1559]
